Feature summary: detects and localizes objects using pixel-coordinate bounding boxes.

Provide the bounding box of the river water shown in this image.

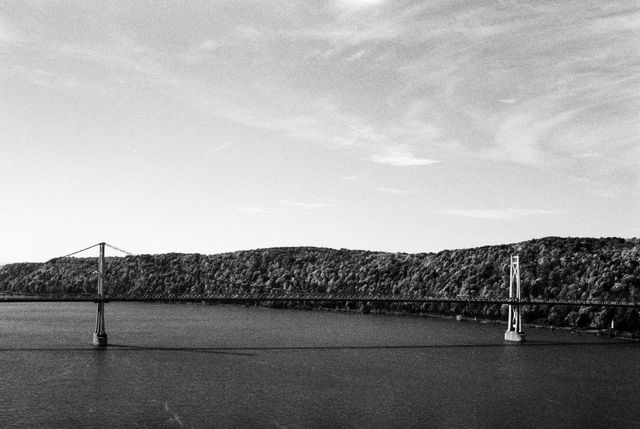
[0,303,638,428]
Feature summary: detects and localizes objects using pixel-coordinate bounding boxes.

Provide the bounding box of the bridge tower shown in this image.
[93,242,108,347]
[504,255,526,342]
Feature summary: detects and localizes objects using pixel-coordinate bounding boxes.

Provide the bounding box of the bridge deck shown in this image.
[0,295,638,307]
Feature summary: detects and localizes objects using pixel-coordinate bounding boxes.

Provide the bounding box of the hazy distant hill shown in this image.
[1,237,638,332]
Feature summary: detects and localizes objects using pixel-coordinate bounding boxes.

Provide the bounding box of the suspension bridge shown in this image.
[1,243,638,345]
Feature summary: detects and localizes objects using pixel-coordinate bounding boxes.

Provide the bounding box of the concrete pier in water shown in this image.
[93,242,108,347]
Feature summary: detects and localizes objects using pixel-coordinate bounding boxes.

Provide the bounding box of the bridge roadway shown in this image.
[1,294,638,308]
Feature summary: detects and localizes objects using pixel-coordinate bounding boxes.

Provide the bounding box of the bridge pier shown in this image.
[505,255,525,342]
[93,301,107,346]
[92,242,108,347]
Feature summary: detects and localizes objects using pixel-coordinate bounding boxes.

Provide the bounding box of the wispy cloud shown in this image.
[438,209,561,220]
[2,6,449,170]
[180,25,266,63]
[6,2,638,181]
[333,0,386,11]
[370,150,439,167]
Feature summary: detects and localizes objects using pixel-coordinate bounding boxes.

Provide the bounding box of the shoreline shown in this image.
[237,301,640,341]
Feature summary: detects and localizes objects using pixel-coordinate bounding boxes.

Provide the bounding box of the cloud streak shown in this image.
[370,150,439,167]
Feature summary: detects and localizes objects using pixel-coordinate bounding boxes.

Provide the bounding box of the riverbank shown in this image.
[238,300,640,340]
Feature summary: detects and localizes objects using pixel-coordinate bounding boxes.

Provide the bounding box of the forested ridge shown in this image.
[1,237,639,333]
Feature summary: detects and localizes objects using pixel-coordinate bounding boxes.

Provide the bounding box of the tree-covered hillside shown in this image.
[1,237,639,332]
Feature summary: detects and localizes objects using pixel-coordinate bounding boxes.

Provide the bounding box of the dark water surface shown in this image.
[0,303,638,428]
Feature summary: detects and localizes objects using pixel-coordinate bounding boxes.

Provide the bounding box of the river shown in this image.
[0,303,638,428]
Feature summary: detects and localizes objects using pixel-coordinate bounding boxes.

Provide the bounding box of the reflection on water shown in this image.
[0,303,638,428]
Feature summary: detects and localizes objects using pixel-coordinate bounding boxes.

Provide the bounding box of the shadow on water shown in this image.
[0,340,637,354]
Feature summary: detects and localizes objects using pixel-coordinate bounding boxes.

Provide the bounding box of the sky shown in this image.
[1,0,638,262]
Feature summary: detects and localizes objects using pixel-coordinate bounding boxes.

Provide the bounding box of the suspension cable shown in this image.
[105,243,134,256]
[56,243,101,259]
[51,242,133,261]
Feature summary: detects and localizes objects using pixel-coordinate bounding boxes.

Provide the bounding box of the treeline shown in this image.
[1,237,639,333]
